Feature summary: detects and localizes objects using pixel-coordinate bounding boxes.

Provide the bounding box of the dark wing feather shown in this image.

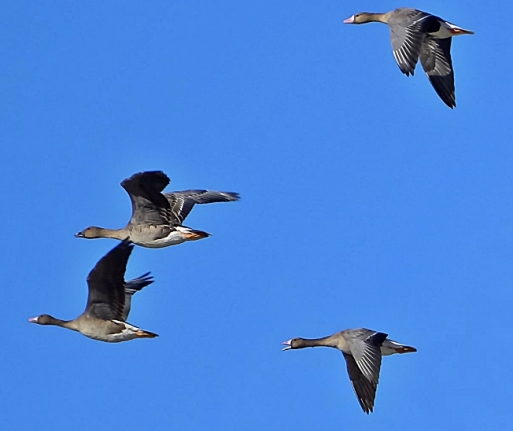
[164,190,240,224]
[342,331,386,413]
[120,171,172,225]
[420,37,455,108]
[389,10,439,76]
[349,333,385,386]
[85,240,133,320]
[343,353,377,414]
[122,272,154,321]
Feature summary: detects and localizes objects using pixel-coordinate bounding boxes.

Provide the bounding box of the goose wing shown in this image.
[121,171,172,225]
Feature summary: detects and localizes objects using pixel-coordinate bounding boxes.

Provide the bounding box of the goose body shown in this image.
[93,223,209,249]
[68,319,155,343]
[282,328,417,413]
[28,240,157,343]
[344,8,474,108]
[75,171,239,248]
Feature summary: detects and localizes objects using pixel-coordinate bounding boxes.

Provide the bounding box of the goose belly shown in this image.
[139,231,187,248]
[130,231,187,248]
[80,329,139,343]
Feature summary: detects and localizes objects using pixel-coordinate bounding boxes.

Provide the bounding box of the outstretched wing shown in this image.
[342,331,387,413]
[164,190,240,224]
[389,10,440,76]
[121,171,172,225]
[420,37,455,108]
[123,272,154,320]
[343,352,378,414]
[85,240,133,320]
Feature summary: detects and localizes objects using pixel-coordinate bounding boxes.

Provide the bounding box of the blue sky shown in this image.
[1,1,509,429]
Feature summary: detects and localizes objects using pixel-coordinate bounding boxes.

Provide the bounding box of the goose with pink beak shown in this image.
[344,8,474,108]
[282,328,416,413]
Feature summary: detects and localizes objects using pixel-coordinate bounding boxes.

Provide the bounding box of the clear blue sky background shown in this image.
[1,1,509,429]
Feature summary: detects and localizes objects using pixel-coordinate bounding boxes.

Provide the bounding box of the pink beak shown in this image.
[343,16,355,24]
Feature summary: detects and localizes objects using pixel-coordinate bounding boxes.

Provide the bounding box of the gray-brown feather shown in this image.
[164,190,240,224]
[85,240,134,320]
[121,171,173,226]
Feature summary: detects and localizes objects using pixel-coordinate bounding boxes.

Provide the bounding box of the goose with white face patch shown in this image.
[344,8,474,108]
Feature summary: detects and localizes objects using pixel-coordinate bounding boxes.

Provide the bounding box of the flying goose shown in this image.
[282,328,417,413]
[75,170,240,248]
[344,8,473,108]
[28,240,158,342]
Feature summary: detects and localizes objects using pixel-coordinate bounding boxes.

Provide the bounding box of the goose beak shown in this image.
[282,339,292,351]
[28,317,38,323]
[343,15,355,24]
[74,231,84,238]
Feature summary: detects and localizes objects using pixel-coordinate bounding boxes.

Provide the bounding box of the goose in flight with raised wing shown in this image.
[28,240,157,342]
[75,170,240,248]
